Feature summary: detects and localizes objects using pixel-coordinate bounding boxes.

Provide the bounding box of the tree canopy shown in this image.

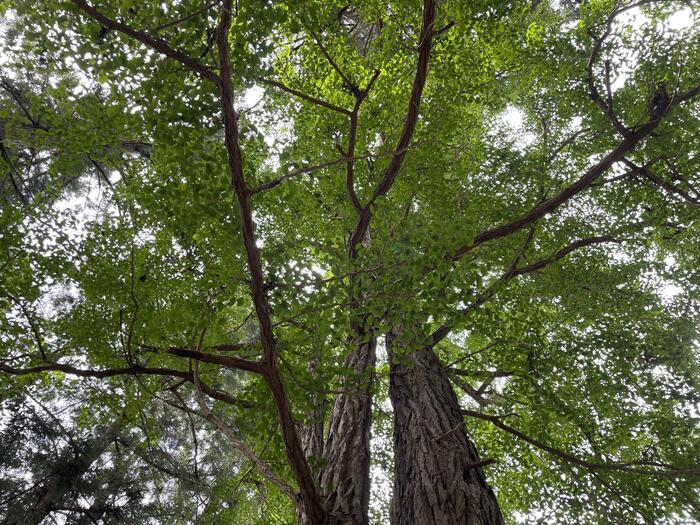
[1,0,699,524]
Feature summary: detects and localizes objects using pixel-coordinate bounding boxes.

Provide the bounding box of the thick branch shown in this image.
[164,346,263,373]
[0,361,249,407]
[69,0,218,84]
[451,368,514,379]
[215,3,325,520]
[452,122,659,261]
[347,0,437,257]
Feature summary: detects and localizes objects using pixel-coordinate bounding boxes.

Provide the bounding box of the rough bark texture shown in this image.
[298,356,326,525]
[388,336,504,525]
[319,335,376,525]
[301,357,325,476]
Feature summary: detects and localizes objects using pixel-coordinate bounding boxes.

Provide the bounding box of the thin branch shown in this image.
[192,360,299,502]
[257,77,351,116]
[17,300,46,359]
[249,155,355,195]
[509,235,620,277]
[586,12,631,137]
[547,128,597,162]
[463,409,700,479]
[623,158,700,206]
[154,1,218,32]
[344,101,364,212]
[671,81,700,106]
[434,234,623,345]
[305,25,358,94]
[505,225,537,277]
[0,76,48,130]
[0,141,29,205]
[343,70,380,212]
[444,339,504,369]
[452,375,494,407]
[249,141,423,195]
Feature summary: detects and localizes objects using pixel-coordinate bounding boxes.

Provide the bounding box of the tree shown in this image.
[1,0,699,523]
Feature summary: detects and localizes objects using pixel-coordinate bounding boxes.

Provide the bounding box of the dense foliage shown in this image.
[1,0,699,523]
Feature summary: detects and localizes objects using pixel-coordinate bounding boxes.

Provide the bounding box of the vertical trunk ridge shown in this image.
[389,339,504,525]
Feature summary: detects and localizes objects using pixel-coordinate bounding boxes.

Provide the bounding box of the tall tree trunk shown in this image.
[298,354,326,525]
[318,331,376,525]
[299,227,378,524]
[388,333,504,525]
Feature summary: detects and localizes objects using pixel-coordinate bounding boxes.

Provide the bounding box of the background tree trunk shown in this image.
[388,333,504,525]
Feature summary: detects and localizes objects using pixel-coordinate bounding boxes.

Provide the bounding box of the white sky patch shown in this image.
[500,105,537,150]
[369,336,393,525]
[668,7,695,30]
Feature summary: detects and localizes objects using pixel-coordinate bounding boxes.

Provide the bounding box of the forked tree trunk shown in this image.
[388,334,504,525]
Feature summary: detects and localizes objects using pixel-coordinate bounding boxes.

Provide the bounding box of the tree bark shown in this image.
[298,355,326,525]
[388,333,504,525]
[317,333,376,525]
